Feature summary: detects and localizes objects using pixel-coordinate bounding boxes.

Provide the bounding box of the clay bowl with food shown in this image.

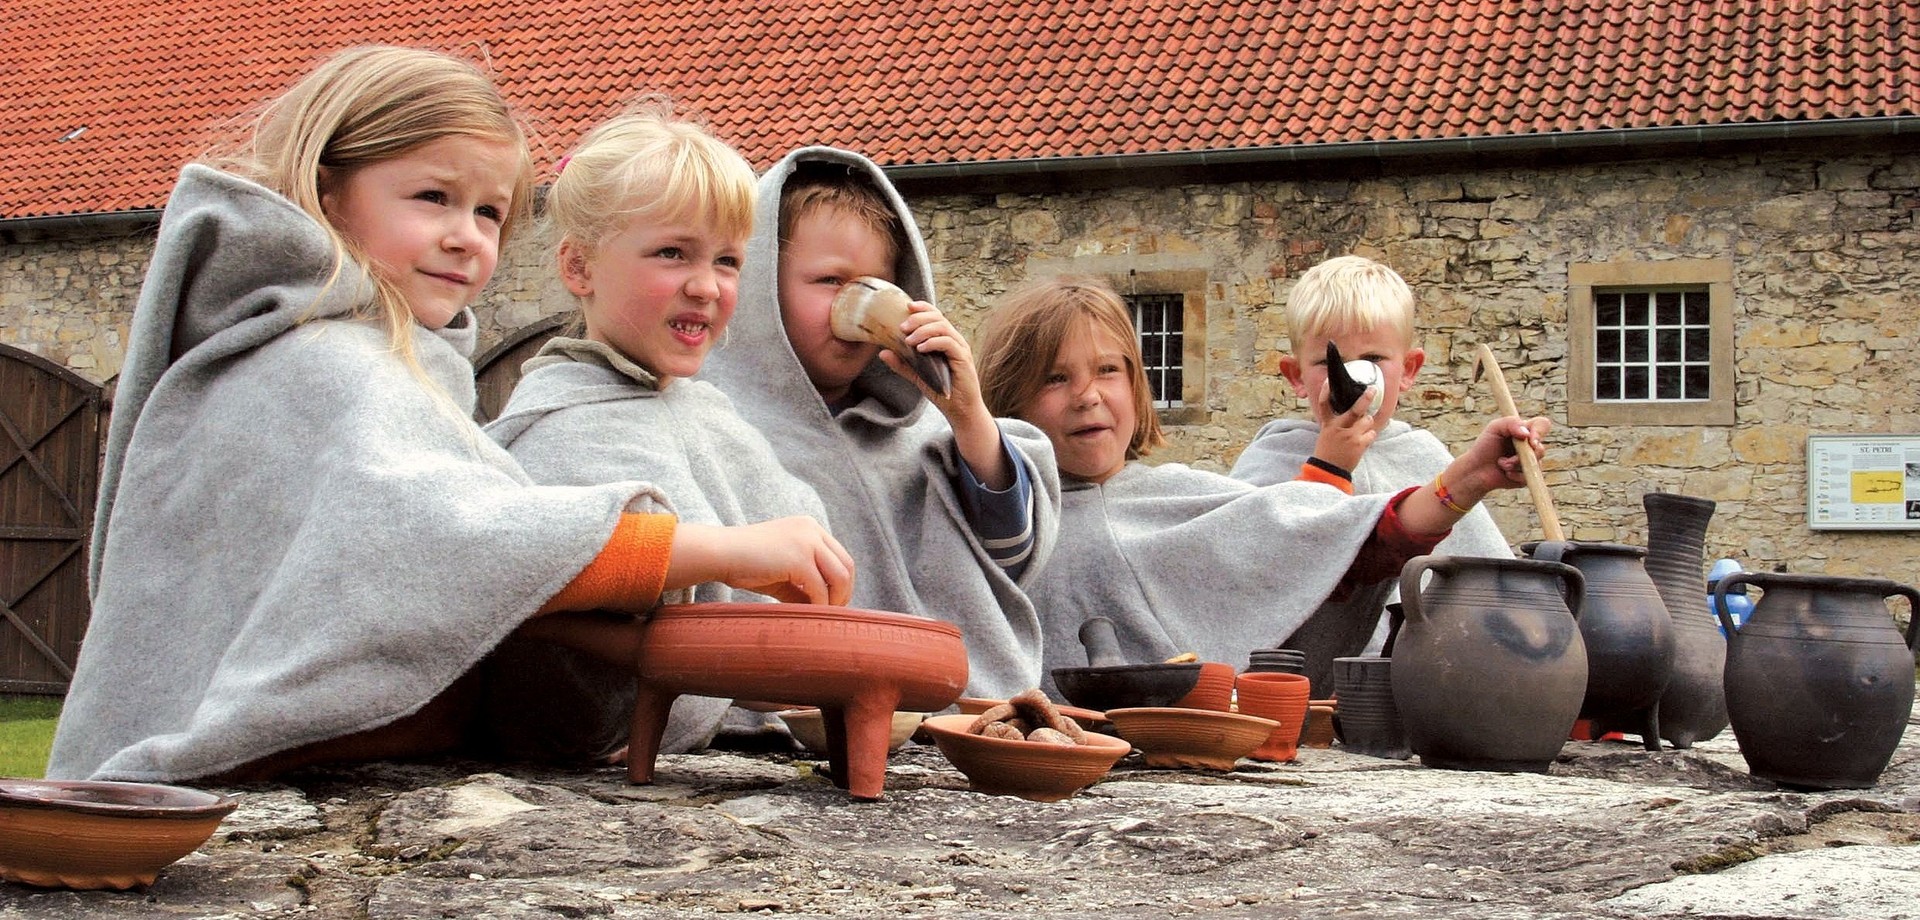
[776,708,926,755]
[957,697,1111,731]
[921,714,1130,802]
[1105,707,1280,771]
[0,779,237,890]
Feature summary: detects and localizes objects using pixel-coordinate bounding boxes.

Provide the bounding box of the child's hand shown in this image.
[884,301,981,413]
[1310,381,1380,473]
[885,301,1016,489]
[669,518,856,606]
[1399,415,1550,536]
[1456,415,1552,496]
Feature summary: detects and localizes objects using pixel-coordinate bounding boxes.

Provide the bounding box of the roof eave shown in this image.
[5,118,1917,235]
[883,117,1920,181]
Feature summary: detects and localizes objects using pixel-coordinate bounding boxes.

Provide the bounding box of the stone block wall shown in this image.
[4,142,1916,596]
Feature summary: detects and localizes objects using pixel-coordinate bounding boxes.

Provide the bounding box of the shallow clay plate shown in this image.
[1105,707,1280,771]
[0,779,236,890]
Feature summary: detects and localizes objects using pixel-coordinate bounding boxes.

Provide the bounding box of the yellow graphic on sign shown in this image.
[1851,471,1903,503]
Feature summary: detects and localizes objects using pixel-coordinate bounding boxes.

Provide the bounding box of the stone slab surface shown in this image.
[3,719,1915,919]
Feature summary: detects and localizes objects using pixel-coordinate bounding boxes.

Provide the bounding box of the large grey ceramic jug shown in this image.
[1716,572,1919,790]
[1524,540,1675,751]
[1392,555,1587,773]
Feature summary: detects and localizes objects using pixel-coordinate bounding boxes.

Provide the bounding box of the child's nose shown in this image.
[444,216,490,253]
[1073,378,1102,408]
[686,265,722,300]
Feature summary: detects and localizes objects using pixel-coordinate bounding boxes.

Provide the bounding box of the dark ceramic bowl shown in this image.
[0,779,237,890]
[1051,662,1203,712]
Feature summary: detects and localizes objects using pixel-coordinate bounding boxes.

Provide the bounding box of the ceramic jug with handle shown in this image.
[1391,555,1588,772]
[1715,572,1919,790]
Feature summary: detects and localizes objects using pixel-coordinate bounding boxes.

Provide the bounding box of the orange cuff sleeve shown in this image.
[538,513,677,615]
[1297,461,1356,494]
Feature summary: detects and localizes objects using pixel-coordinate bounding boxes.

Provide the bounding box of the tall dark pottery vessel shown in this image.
[1716,572,1919,790]
[1641,492,1725,748]
[1524,540,1675,750]
[1391,555,1588,772]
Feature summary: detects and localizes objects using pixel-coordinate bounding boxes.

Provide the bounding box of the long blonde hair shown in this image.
[978,275,1167,460]
[207,45,535,354]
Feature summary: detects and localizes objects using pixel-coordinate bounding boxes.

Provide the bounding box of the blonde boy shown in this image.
[1232,256,1516,650]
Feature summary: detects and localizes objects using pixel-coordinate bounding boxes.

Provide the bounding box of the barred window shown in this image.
[1592,288,1713,401]
[1126,292,1184,409]
[1568,259,1734,427]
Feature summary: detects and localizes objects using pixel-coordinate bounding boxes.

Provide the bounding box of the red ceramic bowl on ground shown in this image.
[921,714,1132,802]
[0,779,236,890]
[1104,707,1279,771]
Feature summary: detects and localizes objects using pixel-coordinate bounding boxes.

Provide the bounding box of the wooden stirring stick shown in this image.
[1473,344,1564,542]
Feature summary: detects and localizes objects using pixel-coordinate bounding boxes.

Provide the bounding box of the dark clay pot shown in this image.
[1332,656,1409,760]
[1391,555,1588,773]
[1641,492,1728,748]
[1524,540,1675,750]
[1716,572,1920,790]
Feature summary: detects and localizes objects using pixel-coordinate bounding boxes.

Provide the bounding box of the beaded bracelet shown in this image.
[1432,472,1473,515]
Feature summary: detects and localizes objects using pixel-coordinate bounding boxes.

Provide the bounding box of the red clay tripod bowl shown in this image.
[627,603,970,800]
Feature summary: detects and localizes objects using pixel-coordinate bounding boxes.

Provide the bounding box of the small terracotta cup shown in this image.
[1301,701,1338,748]
[1172,661,1237,712]
[1235,672,1311,762]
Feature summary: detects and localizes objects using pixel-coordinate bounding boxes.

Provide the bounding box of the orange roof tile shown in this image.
[4,0,1919,219]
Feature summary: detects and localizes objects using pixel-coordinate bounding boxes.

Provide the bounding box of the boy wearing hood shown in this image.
[700,148,1061,699]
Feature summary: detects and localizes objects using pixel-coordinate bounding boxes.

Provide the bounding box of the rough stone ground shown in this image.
[4,716,1916,920]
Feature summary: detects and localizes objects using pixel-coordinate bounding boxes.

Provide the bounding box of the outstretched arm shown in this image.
[1397,415,1551,536]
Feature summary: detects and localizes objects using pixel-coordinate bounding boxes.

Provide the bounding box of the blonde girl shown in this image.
[485,103,854,756]
[50,47,843,783]
[975,275,1549,693]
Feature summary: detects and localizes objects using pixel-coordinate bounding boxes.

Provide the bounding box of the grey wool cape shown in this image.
[485,338,834,754]
[1229,418,1515,560]
[697,146,1062,699]
[48,166,670,782]
[1039,463,1392,697]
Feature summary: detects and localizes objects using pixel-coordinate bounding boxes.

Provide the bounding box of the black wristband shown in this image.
[1306,456,1352,482]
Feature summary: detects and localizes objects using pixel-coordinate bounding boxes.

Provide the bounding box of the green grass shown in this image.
[0,695,62,778]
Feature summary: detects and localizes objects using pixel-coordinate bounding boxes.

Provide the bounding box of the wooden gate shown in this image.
[0,345,102,695]
[473,314,567,424]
